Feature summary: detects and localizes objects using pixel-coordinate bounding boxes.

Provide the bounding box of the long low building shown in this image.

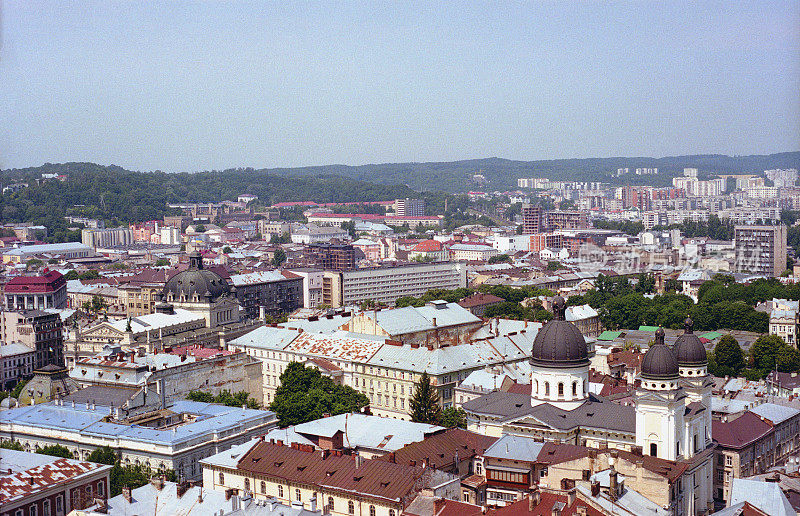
[0,400,277,481]
[1,242,93,264]
[229,318,540,418]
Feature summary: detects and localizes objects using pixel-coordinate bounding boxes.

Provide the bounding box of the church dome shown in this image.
[673,317,707,365]
[531,296,589,368]
[641,327,679,380]
[163,252,230,302]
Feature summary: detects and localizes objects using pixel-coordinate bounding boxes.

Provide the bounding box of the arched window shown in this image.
[244,478,250,492]
[534,380,538,395]
[558,383,564,397]
[218,472,224,485]
[328,497,335,511]
[544,382,550,396]
[348,501,355,514]
[390,510,396,516]
[261,481,266,494]
[572,381,577,397]
[278,485,284,498]
[650,443,658,457]
[370,505,376,516]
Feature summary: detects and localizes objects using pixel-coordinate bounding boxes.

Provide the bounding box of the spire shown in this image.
[683,317,694,334]
[655,327,665,346]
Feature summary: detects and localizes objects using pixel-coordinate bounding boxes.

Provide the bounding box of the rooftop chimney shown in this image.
[122,485,132,503]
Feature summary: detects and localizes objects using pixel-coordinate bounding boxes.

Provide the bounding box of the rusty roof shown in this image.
[0,453,111,505]
[238,441,428,504]
[376,428,497,470]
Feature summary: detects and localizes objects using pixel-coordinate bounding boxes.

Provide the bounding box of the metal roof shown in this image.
[749,403,800,425]
[729,478,795,516]
[483,434,544,461]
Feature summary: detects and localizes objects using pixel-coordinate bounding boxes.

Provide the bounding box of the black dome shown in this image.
[641,327,679,380]
[673,317,707,365]
[163,252,230,302]
[531,296,589,368]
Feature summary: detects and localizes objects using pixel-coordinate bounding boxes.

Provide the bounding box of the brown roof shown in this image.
[486,493,604,516]
[0,458,110,504]
[377,428,497,471]
[615,449,688,483]
[536,442,592,466]
[238,441,427,503]
[458,293,504,309]
[713,411,774,449]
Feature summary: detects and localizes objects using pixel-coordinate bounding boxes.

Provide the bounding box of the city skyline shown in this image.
[1,1,798,173]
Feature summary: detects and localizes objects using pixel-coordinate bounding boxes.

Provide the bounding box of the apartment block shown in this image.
[393,198,425,217]
[321,262,466,308]
[81,227,134,248]
[734,225,787,277]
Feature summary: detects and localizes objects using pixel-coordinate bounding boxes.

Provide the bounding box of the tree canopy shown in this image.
[409,372,442,424]
[269,362,369,427]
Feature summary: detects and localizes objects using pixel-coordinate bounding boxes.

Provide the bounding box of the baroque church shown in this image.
[462,296,714,514]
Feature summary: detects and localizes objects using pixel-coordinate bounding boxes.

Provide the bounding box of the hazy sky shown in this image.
[1,1,799,172]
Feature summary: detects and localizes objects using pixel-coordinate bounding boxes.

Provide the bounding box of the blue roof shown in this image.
[0,400,275,446]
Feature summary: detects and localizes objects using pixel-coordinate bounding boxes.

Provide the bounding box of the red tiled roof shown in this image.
[376,428,497,470]
[412,240,443,252]
[238,441,428,504]
[506,382,532,395]
[486,493,604,516]
[5,270,65,293]
[713,411,773,449]
[458,293,504,308]
[0,458,109,504]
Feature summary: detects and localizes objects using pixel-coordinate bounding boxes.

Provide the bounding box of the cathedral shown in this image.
[462,296,714,514]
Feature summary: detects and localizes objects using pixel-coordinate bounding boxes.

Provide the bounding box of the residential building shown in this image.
[4,270,68,310]
[528,233,562,253]
[81,227,134,248]
[450,243,499,262]
[231,270,304,319]
[734,225,787,277]
[201,439,459,516]
[351,238,382,261]
[0,342,34,390]
[544,210,589,230]
[80,479,322,516]
[340,301,482,346]
[458,293,504,317]
[291,225,350,244]
[727,478,795,516]
[565,304,602,337]
[229,317,535,413]
[306,243,356,271]
[286,268,324,308]
[0,449,112,516]
[769,298,799,346]
[0,309,64,369]
[77,307,207,353]
[409,240,449,262]
[262,413,445,459]
[71,346,263,406]
[765,168,799,189]
[321,262,467,308]
[394,198,425,217]
[0,400,277,481]
[521,204,543,234]
[712,411,774,505]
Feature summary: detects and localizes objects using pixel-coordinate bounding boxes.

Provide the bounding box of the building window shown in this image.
[390,510,395,516]
[725,455,732,466]
[544,382,550,396]
[219,472,225,485]
[572,381,578,397]
[650,443,658,457]
[296,488,301,501]
[29,507,38,516]
[97,481,105,497]
[328,497,335,511]
[56,496,63,513]
[349,501,355,514]
[369,505,376,516]
[244,478,250,492]
[558,383,564,397]
[261,481,267,494]
[42,500,50,516]
[278,485,284,498]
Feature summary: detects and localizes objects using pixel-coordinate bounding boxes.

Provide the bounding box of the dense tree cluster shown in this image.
[570,274,768,332]
[269,363,369,427]
[395,285,554,322]
[86,446,177,496]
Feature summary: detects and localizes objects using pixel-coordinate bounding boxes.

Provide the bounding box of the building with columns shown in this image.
[461,301,715,515]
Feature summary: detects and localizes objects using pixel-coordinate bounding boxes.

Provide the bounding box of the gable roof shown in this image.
[713,412,773,449]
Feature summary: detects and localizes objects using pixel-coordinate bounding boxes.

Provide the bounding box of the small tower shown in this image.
[673,317,713,456]
[636,327,685,460]
[530,296,590,410]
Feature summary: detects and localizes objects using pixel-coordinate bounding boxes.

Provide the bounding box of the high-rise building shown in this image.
[307,243,356,271]
[521,204,543,234]
[81,227,134,248]
[735,225,787,277]
[393,198,425,217]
